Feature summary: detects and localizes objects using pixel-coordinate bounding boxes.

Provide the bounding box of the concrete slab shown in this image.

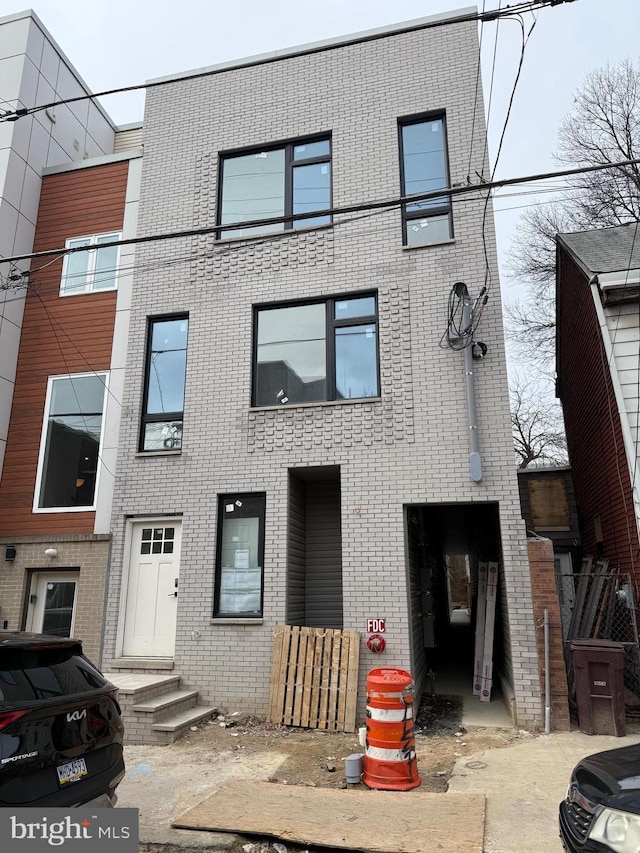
[432,671,513,728]
[117,742,287,849]
[448,730,640,853]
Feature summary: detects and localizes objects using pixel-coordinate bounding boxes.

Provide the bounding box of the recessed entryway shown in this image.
[405,502,512,726]
[287,466,342,629]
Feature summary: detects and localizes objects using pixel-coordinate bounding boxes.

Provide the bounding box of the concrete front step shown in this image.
[152,704,217,737]
[102,671,216,745]
[103,672,180,706]
[132,688,199,716]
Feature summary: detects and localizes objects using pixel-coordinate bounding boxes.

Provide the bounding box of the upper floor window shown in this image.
[34,373,108,512]
[399,115,452,246]
[218,136,331,238]
[253,294,378,406]
[60,233,121,295]
[140,316,189,452]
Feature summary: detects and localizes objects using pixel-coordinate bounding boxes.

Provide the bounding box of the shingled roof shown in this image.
[557,222,640,275]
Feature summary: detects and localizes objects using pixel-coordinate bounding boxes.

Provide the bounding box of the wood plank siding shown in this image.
[556,249,640,582]
[0,161,128,535]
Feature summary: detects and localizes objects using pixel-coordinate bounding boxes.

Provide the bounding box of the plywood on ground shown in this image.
[172,780,485,853]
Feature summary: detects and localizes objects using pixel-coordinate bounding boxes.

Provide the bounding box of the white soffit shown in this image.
[599,269,640,289]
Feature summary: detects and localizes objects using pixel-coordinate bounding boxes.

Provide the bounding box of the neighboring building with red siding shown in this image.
[0,152,142,662]
[556,225,640,592]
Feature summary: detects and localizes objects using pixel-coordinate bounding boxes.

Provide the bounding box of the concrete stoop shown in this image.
[102,671,217,745]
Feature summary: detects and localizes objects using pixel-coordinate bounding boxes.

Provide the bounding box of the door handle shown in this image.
[168,578,178,597]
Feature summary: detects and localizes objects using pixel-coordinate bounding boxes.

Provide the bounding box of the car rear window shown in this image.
[0,647,107,702]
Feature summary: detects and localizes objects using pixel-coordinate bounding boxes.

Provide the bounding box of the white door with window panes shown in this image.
[122,521,181,658]
[26,573,79,637]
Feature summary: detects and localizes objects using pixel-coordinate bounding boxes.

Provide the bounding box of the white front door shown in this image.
[26,573,79,637]
[122,521,181,658]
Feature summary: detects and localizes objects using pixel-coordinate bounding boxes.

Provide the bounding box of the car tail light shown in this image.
[0,709,29,731]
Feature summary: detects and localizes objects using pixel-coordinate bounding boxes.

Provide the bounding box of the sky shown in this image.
[3,0,639,318]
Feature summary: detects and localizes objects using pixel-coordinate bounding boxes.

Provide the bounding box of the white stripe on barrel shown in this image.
[365,745,417,762]
[366,706,413,721]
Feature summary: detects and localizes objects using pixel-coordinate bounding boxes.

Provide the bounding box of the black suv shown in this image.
[559,742,640,852]
[0,632,125,807]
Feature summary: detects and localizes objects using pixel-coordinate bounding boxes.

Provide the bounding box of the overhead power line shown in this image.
[1,155,636,270]
[0,0,577,124]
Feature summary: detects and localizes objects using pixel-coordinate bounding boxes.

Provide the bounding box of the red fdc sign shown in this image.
[366,618,385,633]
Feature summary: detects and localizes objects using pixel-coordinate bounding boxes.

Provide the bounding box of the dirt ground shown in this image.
[142,694,529,853]
[173,693,521,795]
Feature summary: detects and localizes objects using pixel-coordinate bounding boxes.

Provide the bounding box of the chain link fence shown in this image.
[557,569,640,717]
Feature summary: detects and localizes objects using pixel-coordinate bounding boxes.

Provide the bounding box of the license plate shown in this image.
[56,758,88,785]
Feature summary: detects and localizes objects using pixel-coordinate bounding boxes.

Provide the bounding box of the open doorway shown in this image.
[406,502,510,724]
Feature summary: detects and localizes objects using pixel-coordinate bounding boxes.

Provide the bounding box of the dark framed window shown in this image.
[140,316,189,451]
[399,114,452,246]
[253,294,379,406]
[214,494,266,617]
[218,136,331,238]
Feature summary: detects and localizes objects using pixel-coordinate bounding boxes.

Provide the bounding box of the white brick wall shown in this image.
[103,16,542,727]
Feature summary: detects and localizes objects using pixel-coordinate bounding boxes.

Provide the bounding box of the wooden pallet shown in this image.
[267,624,361,732]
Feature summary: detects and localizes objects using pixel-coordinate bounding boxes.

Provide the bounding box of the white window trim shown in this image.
[59,232,121,296]
[33,371,109,514]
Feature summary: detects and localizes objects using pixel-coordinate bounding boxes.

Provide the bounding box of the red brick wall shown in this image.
[0,161,127,535]
[556,248,640,586]
[528,537,570,731]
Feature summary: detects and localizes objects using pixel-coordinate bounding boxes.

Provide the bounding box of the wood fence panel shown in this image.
[268,625,361,732]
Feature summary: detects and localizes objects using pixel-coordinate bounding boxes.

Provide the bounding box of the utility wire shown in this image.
[481,14,537,297]
[466,0,487,184]
[2,156,636,271]
[0,1,578,124]
[0,183,580,311]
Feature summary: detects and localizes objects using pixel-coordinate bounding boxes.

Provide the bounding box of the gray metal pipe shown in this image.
[544,608,551,734]
[462,294,483,482]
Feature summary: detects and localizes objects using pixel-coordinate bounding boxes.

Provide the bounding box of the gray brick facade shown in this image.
[103,13,543,727]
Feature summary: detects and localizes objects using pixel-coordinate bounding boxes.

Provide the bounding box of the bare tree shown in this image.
[510,375,567,469]
[506,59,640,370]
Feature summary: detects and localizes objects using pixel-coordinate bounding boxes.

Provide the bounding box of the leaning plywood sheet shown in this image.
[173,780,485,853]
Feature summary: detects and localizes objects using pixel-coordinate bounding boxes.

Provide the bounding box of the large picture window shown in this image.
[34,373,107,511]
[214,494,265,617]
[60,233,120,295]
[399,115,452,246]
[218,136,331,238]
[253,294,379,406]
[140,316,189,452]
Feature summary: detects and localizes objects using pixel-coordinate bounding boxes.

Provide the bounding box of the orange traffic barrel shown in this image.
[362,667,421,791]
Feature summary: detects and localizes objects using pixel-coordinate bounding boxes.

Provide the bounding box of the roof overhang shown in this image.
[598,269,640,305]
